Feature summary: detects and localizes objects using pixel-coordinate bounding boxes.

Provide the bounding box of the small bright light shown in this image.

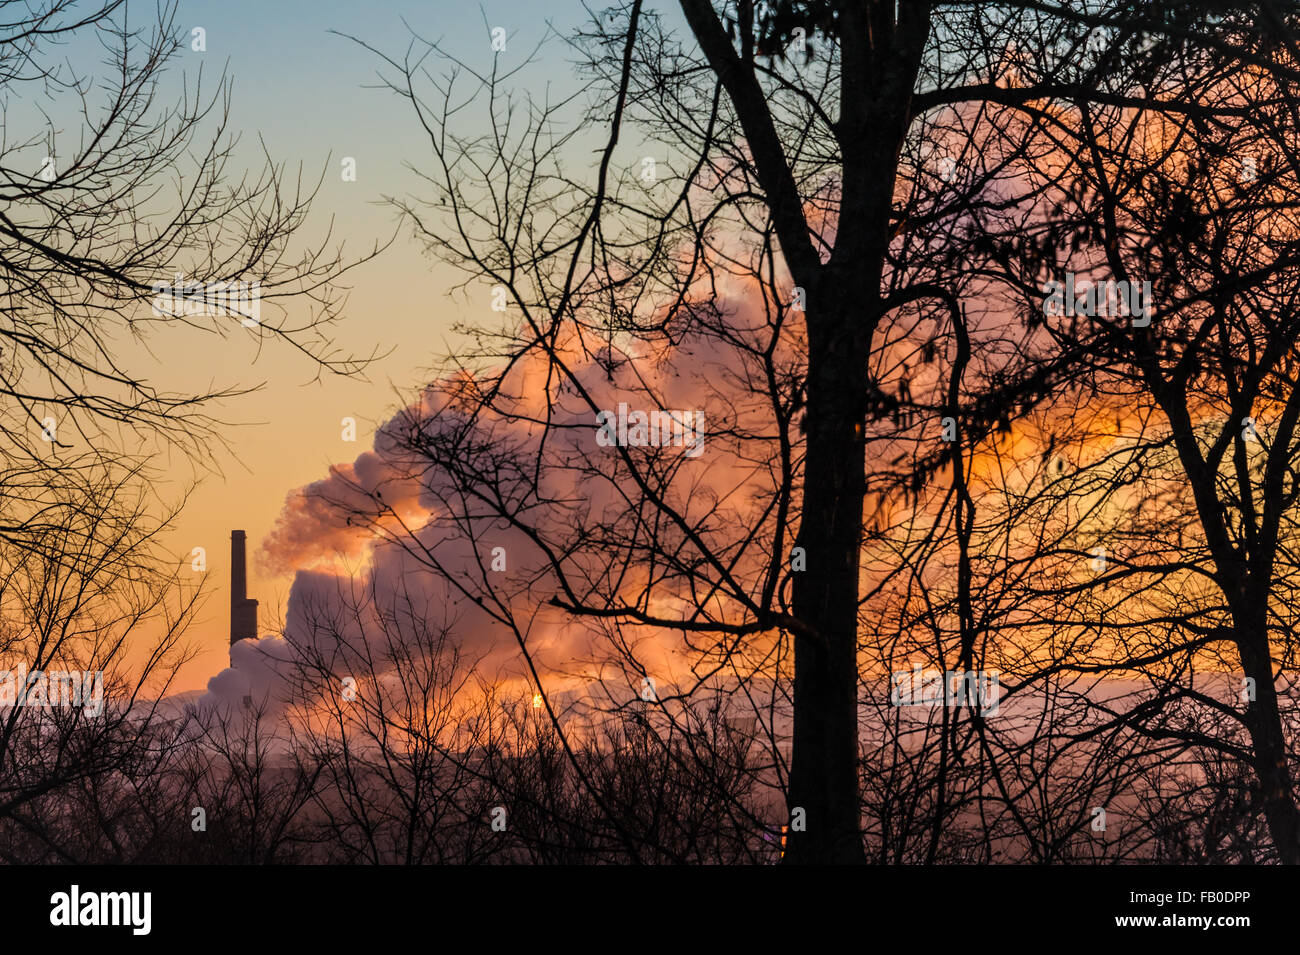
[532,693,543,709]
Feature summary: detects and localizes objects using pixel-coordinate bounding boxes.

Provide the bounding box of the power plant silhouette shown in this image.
[230,529,259,660]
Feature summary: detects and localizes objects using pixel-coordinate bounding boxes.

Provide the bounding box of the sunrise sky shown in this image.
[7,0,1290,875]
[147,0,602,691]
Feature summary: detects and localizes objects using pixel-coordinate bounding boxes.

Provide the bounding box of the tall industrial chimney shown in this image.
[230,530,259,647]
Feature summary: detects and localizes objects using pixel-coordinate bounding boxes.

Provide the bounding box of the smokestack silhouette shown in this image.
[230,530,258,648]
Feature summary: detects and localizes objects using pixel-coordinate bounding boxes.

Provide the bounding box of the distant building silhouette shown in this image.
[230,529,259,654]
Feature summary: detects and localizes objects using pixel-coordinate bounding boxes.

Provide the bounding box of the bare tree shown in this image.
[0,0,379,862]
[0,461,199,858]
[282,576,501,864]
[0,0,383,529]
[319,1,1300,864]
